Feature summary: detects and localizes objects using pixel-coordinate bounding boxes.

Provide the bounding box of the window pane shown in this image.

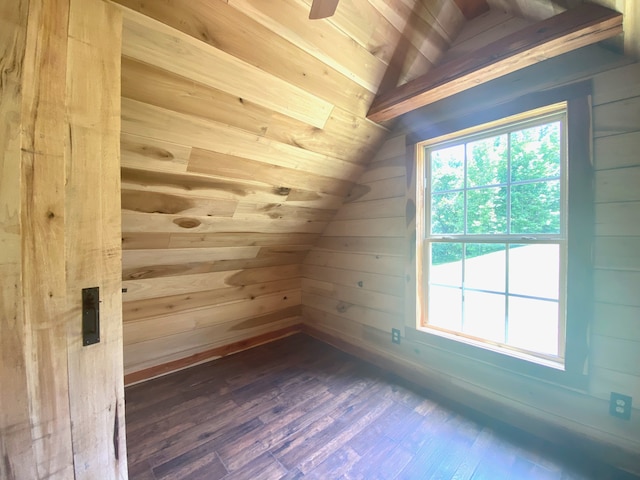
[511,122,561,182]
[431,144,464,192]
[509,244,559,300]
[465,244,506,293]
[510,180,560,234]
[430,243,462,287]
[428,286,462,331]
[467,134,507,187]
[508,297,559,355]
[463,291,505,343]
[467,187,507,234]
[431,191,464,234]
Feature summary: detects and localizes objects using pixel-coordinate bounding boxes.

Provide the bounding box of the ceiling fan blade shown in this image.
[309,0,339,19]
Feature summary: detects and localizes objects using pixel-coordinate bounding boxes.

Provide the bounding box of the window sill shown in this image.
[406,326,589,391]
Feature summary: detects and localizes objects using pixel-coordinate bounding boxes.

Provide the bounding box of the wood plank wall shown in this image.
[302,61,640,473]
[113,0,466,383]
[0,0,126,478]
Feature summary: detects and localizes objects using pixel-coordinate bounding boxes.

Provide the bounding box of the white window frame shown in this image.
[418,104,568,368]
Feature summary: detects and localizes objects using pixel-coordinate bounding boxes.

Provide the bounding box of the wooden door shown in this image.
[0,0,127,478]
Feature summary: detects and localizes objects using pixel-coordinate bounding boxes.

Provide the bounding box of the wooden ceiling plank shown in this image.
[121,166,289,204]
[452,9,513,45]
[420,0,468,43]
[232,202,337,223]
[228,0,388,93]
[367,3,623,122]
[121,165,346,211]
[299,0,436,85]
[121,56,297,143]
[122,212,329,235]
[453,0,490,20]
[121,98,364,182]
[187,149,354,198]
[367,0,450,64]
[167,233,319,250]
[113,0,375,119]
[118,6,333,129]
[440,11,533,64]
[369,0,463,46]
[506,0,561,21]
[121,189,238,218]
[304,0,406,64]
[121,132,191,174]
[121,58,386,164]
[400,51,436,86]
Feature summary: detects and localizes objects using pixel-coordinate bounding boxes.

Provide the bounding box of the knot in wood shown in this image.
[336,301,350,313]
[173,217,201,229]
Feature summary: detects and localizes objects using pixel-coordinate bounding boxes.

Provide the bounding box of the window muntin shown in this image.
[422,108,568,366]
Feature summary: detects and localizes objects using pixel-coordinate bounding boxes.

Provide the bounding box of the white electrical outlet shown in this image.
[609,392,632,420]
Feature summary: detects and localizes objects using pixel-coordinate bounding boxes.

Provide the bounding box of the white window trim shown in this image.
[418,107,569,367]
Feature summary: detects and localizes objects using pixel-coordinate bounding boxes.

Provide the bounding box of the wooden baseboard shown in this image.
[124,324,302,386]
[302,324,640,476]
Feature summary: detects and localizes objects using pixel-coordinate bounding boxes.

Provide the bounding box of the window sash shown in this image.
[421,109,568,366]
[423,239,568,363]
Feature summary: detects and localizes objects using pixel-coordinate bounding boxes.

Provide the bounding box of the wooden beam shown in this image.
[367,3,622,122]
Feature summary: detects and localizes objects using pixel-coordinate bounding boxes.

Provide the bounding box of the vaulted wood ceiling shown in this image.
[116,0,467,375]
[114,0,637,377]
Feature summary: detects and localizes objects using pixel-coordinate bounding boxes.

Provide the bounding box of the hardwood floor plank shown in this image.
[149,417,265,469]
[152,442,228,480]
[344,437,412,480]
[295,399,395,474]
[220,452,288,480]
[305,446,361,480]
[127,398,239,466]
[398,413,470,479]
[219,387,333,471]
[127,460,157,480]
[125,334,640,480]
[450,428,499,480]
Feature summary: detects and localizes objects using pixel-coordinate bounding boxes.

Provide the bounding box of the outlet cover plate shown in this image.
[391,328,401,344]
[609,392,632,420]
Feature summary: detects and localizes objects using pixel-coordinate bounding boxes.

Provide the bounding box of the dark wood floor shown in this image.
[125,334,637,480]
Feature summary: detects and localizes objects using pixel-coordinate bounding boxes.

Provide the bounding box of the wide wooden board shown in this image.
[119,6,333,128]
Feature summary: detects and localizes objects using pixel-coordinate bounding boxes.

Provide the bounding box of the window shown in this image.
[422,105,566,366]
[410,84,592,387]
